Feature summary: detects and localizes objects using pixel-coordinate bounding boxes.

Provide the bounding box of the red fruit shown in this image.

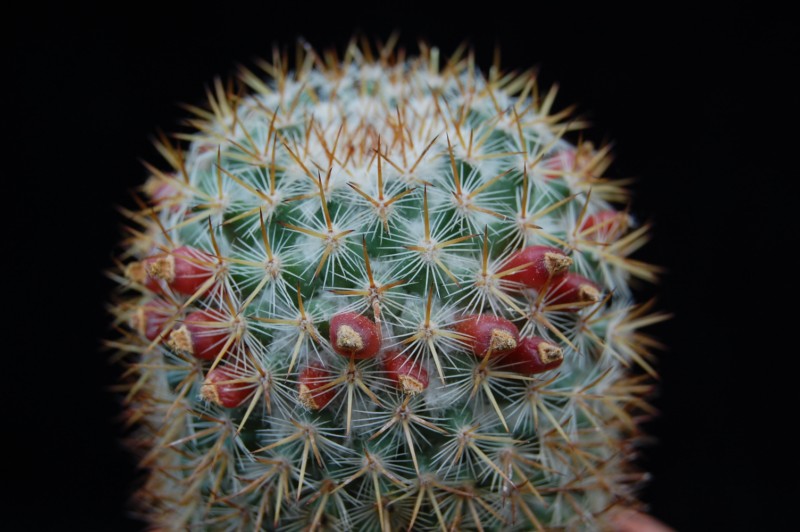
[149,181,175,202]
[330,312,381,359]
[168,309,231,360]
[500,246,572,290]
[550,273,601,310]
[201,367,251,408]
[453,314,519,357]
[130,298,174,341]
[503,336,564,374]
[298,364,336,410]
[143,246,216,296]
[383,351,429,394]
[144,176,184,214]
[579,210,627,241]
[542,149,576,178]
[543,143,595,179]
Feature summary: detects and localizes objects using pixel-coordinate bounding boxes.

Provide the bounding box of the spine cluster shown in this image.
[111,41,663,531]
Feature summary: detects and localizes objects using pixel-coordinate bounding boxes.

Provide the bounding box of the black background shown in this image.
[9,5,796,530]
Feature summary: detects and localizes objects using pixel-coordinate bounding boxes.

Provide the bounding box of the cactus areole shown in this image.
[112,42,663,530]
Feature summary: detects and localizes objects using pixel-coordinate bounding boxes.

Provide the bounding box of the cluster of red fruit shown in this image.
[128,243,601,410]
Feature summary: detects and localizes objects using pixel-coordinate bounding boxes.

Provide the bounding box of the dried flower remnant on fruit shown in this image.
[453,314,520,357]
[167,309,232,360]
[330,312,381,359]
[130,298,173,341]
[551,273,602,310]
[501,245,573,289]
[201,367,250,408]
[384,351,429,394]
[143,246,217,296]
[298,364,336,410]
[504,336,564,374]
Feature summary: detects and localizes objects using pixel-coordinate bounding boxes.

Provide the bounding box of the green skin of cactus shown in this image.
[118,46,658,531]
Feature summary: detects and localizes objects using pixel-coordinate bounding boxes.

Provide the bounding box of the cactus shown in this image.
[111,40,664,531]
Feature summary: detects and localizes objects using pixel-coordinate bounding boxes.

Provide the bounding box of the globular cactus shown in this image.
[111,40,664,531]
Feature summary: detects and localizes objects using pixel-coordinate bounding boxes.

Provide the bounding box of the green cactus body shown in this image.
[113,42,663,531]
